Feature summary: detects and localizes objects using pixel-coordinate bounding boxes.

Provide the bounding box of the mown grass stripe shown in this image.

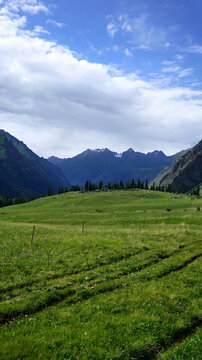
[0,247,149,295]
[156,253,202,279]
[155,324,202,360]
[0,251,200,326]
[1,238,200,297]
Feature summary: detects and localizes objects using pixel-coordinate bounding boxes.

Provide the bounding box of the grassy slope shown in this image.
[0,189,201,359]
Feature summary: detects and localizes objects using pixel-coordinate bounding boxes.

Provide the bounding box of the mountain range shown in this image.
[0,130,70,198]
[48,148,169,186]
[0,129,201,198]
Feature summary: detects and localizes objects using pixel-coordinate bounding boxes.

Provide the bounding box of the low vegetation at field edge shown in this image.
[0,189,201,359]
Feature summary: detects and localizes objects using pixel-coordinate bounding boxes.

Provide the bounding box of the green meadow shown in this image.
[0,189,201,359]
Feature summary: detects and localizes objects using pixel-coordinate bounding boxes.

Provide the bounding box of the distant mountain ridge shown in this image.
[1,129,200,197]
[48,147,169,186]
[0,130,70,198]
[159,139,202,192]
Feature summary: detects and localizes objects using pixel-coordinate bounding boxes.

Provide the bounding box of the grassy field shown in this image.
[0,189,201,359]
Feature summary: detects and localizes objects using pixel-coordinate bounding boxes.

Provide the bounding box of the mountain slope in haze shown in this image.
[159,139,202,192]
[0,130,70,198]
[152,148,190,186]
[48,147,169,186]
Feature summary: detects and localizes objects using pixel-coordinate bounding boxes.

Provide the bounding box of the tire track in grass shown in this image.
[0,252,163,325]
[0,250,201,326]
[119,318,202,360]
[153,321,202,360]
[2,238,200,296]
[156,253,202,279]
[0,243,190,304]
[0,248,150,295]
[53,251,202,308]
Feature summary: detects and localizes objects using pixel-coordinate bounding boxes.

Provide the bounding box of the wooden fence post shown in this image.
[31,225,35,246]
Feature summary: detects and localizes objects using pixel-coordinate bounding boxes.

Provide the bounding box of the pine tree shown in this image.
[99,180,103,190]
[112,183,119,190]
[119,180,124,189]
[125,181,130,189]
[70,185,80,191]
[85,180,89,192]
[88,180,92,191]
[130,179,135,188]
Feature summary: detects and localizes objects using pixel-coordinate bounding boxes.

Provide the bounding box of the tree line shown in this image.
[50,179,178,194]
[1,180,200,209]
[0,196,27,208]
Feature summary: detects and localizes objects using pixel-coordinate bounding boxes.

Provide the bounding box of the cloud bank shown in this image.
[0,0,202,157]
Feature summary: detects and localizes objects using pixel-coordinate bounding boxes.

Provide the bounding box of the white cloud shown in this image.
[89,43,102,56]
[1,0,49,15]
[162,65,181,73]
[33,25,49,35]
[188,45,202,54]
[22,3,49,15]
[175,54,183,60]
[106,22,118,38]
[139,44,149,49]
[178,68,193,78]
[46,19,64,28]
[107,12,174,51]
[161,60,193,79]
[121,20,132,32]
[0,4,201,157]
[162,60,175,66]
[164,42,171,48]
[124,48,132,57]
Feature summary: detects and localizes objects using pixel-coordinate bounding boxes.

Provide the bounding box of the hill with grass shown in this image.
[0,130,70,198]
[0,189,201,359]
[159,139,202,192]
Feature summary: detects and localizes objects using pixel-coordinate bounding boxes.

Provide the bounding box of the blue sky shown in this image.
[30,0,202,87]
[0,0,202,156]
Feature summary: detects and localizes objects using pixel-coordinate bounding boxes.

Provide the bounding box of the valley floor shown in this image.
[0,190,201,359]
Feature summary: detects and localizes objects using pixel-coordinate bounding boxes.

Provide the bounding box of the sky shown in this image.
[0,0,202,158]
